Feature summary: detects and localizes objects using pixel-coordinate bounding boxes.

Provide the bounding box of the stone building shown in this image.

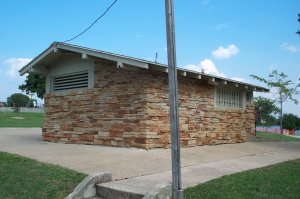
[20,42,268,149]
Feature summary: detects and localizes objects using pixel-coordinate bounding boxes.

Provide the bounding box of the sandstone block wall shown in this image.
[43,59,149,148]
[42,59,255,149]
[143,72,255,148]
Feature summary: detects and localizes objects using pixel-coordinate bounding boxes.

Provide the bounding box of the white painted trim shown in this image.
[19,42,269,92]
[19,45,55,75]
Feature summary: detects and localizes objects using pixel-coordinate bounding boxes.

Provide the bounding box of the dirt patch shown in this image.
[11,117,25,120]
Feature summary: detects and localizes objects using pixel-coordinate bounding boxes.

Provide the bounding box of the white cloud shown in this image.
[184,59,225,77]
[280,43,299,53]
[200,59,226,77]
[212,44,239,59]
[4,58,32,77]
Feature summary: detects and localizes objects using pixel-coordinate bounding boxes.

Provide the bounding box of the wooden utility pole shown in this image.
[165,0,183,199]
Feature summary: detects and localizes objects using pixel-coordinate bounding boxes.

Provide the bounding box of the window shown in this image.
[246,92,253,104]
[52,71,88,91]
[215,89,242,108]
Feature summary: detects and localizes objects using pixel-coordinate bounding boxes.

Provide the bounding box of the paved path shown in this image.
[1,128,300,194]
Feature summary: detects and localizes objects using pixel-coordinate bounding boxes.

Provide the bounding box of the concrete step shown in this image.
[96,182,145,199]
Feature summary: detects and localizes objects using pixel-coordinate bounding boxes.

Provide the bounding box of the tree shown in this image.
[250,70,300,137]
[283,113,300,130]
[254,96,279,127]
[6,93,31,114]
[19,73,45,99]
[6,93,30,107]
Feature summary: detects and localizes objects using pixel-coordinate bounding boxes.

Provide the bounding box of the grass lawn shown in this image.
[0,112,44,127]
[256,131,300,142]
[184,158,300,199]
[0,151,86,199]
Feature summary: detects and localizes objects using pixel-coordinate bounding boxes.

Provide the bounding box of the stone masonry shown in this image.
[42,59,255,149]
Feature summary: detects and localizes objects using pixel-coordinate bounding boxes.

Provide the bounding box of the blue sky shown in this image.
[0,0,299,115]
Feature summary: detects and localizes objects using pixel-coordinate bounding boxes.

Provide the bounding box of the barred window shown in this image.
[246,92,253,104]
[215,89,242,108]
[52,71,88,91]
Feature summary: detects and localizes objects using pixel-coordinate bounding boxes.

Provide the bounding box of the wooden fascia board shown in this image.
[19,45,55,75]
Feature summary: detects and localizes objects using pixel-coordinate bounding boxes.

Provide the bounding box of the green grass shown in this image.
[0,112,44,127]
[184,158,300,199]
[256,131,300,142]
[0,151,86,199]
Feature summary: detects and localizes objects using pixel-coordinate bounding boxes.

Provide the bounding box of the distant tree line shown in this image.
[5,93,38,114]
[282,113,300,130]
[6,93,31,107]
[255,97,300,130]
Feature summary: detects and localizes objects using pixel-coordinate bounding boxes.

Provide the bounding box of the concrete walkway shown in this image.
[1,128,300,194]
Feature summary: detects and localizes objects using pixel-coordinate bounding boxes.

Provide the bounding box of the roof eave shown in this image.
[19,42,269,93]
[19,43,56,76]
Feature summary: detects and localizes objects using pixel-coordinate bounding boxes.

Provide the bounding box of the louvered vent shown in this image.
[53,71,88,91]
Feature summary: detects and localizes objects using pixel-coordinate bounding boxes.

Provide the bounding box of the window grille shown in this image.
[246,92,253,104]
[216,89,241,108]
[52,71,88,91]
